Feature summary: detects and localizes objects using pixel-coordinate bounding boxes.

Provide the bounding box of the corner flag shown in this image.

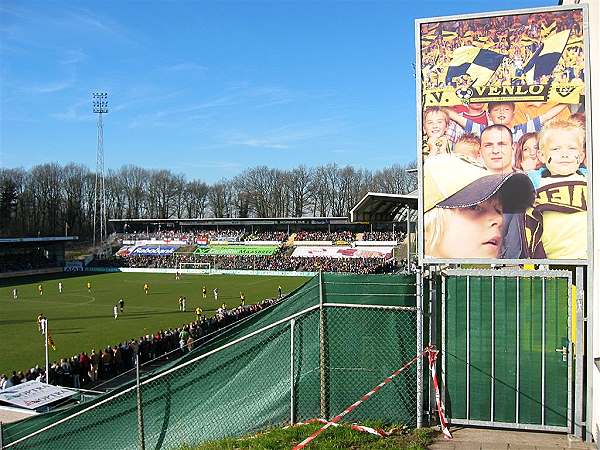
[48,333,56,351]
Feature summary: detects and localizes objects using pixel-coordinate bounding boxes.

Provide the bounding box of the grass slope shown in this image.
[183,423,435,449]
[0,272,309,374]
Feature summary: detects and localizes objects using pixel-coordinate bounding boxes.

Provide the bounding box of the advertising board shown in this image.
[416,5,590,264]
[193,245,280,256]
[291,246,393,259]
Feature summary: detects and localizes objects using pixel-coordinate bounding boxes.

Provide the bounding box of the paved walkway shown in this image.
[429,427,596,450]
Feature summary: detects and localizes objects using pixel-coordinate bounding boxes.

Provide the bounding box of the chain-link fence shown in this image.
[2,273,420,450]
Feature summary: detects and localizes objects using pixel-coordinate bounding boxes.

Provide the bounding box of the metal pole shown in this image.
[45,321,49,384]
[416,265,423,428]
[429,267,437,422]
[574,266,584,438]
[1,421,4,450]
[290,318,296,425]
[136,353,146,450]
[406,207,411,264]
[319,271,328,419]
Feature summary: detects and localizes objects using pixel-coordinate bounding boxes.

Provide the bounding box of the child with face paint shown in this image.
[525,118,587,259]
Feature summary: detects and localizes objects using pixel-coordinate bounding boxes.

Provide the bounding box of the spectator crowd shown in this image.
[0,298,278,391]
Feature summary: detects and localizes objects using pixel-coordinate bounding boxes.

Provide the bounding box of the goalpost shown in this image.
[178,261,211,274]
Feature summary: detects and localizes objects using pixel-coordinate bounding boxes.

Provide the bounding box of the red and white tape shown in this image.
[291,346,451,450]
[428,348,452,439]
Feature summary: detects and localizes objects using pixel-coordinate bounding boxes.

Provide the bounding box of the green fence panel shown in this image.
[322,273,416,307]
[493,276,517,423]
[544,278,569,427]
[445,276,468,419]
[518,277,543,425]
[468,276,492,422]
[325,306,418,425]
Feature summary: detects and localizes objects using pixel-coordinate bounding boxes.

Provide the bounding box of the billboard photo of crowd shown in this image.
[416,6,590,263]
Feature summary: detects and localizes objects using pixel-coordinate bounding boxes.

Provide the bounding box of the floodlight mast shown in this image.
[92,92,108,248]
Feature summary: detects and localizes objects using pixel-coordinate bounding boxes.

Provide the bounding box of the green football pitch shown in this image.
[0,272,310,375]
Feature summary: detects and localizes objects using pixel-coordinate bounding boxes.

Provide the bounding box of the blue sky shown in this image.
[1,0,555,182]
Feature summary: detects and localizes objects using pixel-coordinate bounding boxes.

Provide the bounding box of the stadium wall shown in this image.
[0,268,64,279]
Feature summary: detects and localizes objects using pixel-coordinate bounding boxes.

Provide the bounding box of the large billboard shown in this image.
[416,5,591,264]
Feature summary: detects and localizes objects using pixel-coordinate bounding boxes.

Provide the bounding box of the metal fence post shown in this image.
[290,318,296,425]
[416,266,424,428]
[574,266,584,438]
[429,267,437,423]
[1,421,4,450]
[319,271,328,420]
[136,353,146,450]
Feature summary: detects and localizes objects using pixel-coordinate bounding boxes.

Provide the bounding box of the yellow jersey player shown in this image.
[144,283,149,295]
[195,307,203,321]
[240,292,245,307]
[202,286,207,299]
[38,284,43,296]
[87,281,91,293]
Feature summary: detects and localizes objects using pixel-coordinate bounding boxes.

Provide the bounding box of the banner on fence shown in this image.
[130,245,180,256]
[291,246,393,259]
[63,261,84,272]
[193,245,280,256]
[0,381,76,410]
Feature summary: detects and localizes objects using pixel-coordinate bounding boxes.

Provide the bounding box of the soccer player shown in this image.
[240,292,245,307]
[195,306,203,321]
[58,281,63,294]
[12,288,18,300]
[144,283,149,295]
[87,281,91,293]
[37,313,44,333]
[38,284,43,296]
[202,286,207,299]
[118,298,125,313]
[178,297,183,311]
[182,297,186,312]
[278,285,282,299]
[113,304,118,319]
[175,271,180,280]
[213,287,219,301]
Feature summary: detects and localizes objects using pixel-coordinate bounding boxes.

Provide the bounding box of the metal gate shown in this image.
[441,269,572,432]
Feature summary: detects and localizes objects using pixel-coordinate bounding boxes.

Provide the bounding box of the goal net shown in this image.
[178,261,211,273]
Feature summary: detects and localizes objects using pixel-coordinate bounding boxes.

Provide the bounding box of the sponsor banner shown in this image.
[64,260,84,272]
[130,245,180,256]
[194,245,280,256]
[418,6,590,263]
[291,246,393,259]
[115,245,136,257]
[196,237,209,246]
[122,240,136,245]
[335,240,349,246]
[0,381,76,410]
[356,241,399,246]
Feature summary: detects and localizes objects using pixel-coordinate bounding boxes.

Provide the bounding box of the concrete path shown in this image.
[429,427,596,450]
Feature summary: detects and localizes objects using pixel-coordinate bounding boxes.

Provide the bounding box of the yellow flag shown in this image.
[48,333,56,351]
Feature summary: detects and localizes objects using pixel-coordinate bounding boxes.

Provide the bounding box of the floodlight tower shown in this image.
[92,92,108,248]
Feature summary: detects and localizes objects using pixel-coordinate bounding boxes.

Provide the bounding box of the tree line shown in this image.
[0,162,416,239]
